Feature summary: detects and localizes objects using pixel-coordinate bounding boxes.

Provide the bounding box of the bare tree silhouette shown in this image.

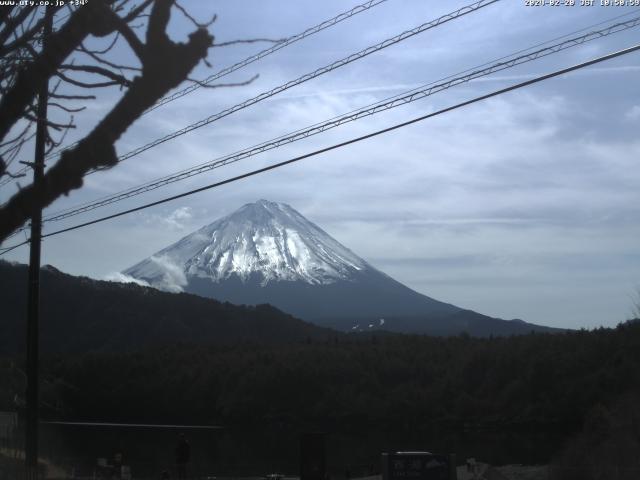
[0,0,216,243]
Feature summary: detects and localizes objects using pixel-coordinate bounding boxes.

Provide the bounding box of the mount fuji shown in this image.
[124,200,557,336]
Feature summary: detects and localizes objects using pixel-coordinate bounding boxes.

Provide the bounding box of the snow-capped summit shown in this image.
[125,200,370,288]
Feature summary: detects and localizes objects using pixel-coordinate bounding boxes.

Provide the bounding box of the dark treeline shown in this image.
[0,261,333,354]
[7,320,638,433]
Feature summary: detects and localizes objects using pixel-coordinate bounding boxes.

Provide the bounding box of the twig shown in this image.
[49,93,97,100]
[174,2,216,28]
[48,102,86,113]
[78,41,141,71]
[48,115,73,151]
[0,122,32,148]
[60,63,133,86]
[54,71,123,89]
[80,31,120,55]
[23,113,75,131]
[122,0,155,23]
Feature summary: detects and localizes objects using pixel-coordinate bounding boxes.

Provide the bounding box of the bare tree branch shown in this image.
[0,6,36,47]
[0,6,17,27]
[122,0,155,23]
[0,0,213,242]
[23,113,75,132]
[0,155,27,179]
[78,32,120,55]
[174,2,216,29]
[0,123,32,148]
[112,16,145,59]
[48,102,86,113]
[77,43,141,72]
[60,64,133,86]
[0,1,114,143]
[1,131,34,171]
[0,14,48,56]
[46,115,73,153]
[54,71,123,89]
[49,93,97,100]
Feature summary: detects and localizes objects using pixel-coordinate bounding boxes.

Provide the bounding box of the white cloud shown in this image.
[626,105,640,120]
[104,272,151,287]
[163,207,194,229]
[138,207,196,232]
[149,255,188,293]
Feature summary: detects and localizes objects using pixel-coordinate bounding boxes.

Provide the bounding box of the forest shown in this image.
[2,320,637,432]
[2,260,640,473]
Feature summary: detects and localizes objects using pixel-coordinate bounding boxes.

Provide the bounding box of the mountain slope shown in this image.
[125,200,558,336]
[127,200,369,286]
[125,200,460,320]
[0,261,333,354]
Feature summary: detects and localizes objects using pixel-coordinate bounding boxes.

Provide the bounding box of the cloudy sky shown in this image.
[2,0,640,329]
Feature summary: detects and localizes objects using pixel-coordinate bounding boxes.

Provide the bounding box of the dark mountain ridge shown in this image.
[0,261,333,354]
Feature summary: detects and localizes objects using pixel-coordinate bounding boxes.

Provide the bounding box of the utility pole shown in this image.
[25,7,53,480]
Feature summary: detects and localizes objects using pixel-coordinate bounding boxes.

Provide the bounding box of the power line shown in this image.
[0,240,27,255]
[87,0,500,170]
[2,0,495,187]
[10,3,634,190]
[147,0,391,114]
[3,40,639,254]
[40,14,640,224]
[38,0,392,165]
